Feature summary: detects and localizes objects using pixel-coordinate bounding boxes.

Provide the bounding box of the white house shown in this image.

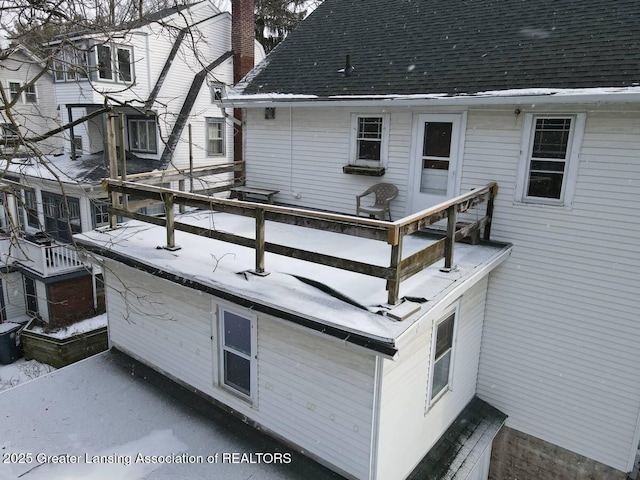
[0,0,265,331]
[74,1,640,480]
[46,0,264,172]
[0,45,62,156]
[76,185,512,480]
[219,0,640,478]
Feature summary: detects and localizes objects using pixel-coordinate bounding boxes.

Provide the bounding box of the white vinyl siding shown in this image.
[206,118,225,156]
[104,260,376,479]
[470,107,640,472]
[376,280,489,480]
[3,272,26,320]
[244,106,412,219]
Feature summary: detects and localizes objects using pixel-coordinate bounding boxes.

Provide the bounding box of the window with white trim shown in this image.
[92,200,110,228]
[128,117,157,153]
[25,84,37,103]
[53,46,89,82]
[517,114,585,206]
[428,310,457,405]
[350,114,390,166]
[24,189,39,229]
[206,118,225,156]
[8,82,21,103]
[219,308,256,400]
[96,43,133,82]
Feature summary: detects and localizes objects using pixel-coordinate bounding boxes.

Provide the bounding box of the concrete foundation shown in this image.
[489,426,627,480]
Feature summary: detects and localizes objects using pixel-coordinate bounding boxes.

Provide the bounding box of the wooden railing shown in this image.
[104,179,498,305]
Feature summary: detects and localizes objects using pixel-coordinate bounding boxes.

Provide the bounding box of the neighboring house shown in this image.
[0,45,62,156]
[0,0,263,348]
[46,0,264,171]
[0,162,104,330]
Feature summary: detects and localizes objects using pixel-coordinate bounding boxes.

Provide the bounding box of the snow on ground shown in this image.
[0,358,55,392]
[0,351,340,480]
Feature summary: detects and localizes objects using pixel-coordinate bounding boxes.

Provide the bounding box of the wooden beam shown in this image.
[444,205,457,270]
[484,184,498,240]
[255,208,265,274]
[265,242,392,279]
[164,193,177,250]
[399,239,446,282]
[387,242,403,305]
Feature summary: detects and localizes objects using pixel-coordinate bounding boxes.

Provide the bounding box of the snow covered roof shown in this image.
[0,350,338,479]
[231,0,640,101]
[75,210,511,356]
[1,152,161,187]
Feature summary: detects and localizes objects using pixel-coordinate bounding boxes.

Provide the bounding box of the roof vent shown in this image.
[340,55,354,77]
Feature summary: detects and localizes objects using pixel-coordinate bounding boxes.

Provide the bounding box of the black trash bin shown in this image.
[0,323,23,365]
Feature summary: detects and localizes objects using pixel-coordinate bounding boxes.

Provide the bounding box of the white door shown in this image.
[410,113,465,213]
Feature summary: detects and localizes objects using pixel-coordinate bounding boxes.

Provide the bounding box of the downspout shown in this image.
[369,355,384,480]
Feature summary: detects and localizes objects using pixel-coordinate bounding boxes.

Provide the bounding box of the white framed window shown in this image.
[8,82,21,103]
[95,43,133,82]
[206,118,225,156]
[23,189,39,229]
[128,117,157,153]
[25,84,37,103]
[218,307,256,401]
[92,200,110,228]
[516,113,585,207]
[350,114,390,166]
[427,307,458,406]
[53,46,89,82]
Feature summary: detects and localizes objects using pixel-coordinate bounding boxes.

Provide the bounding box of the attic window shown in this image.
[209,82,224,103]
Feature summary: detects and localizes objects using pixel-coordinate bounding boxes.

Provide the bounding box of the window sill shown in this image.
[342,165,385,176]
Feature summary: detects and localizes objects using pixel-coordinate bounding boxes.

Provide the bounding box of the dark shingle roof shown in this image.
[241,0,640,97]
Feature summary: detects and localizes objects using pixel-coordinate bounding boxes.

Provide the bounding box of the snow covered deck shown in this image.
[75,185,511,355]
[0,350,339,480]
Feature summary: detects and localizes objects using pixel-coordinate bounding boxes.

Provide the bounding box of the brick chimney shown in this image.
[231,0,255,177]
[232,0,255,84]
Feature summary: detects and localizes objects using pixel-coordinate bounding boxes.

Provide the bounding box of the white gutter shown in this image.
[223,89,640,108]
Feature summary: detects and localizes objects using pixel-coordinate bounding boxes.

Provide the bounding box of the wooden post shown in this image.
[387,240,403,305]
[188,124,194,193]
[106,114,119,229]
[444,205,457,270]
[163,193,179,250]
[178,180,186,213]
[118,113,128,210]
[254,207,266,274]
[484,183,497,241]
